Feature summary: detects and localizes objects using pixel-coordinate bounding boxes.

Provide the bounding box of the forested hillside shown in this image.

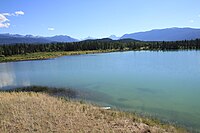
[0,38,200,56]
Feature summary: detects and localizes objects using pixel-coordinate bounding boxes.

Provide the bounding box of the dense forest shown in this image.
[0,38,200,56]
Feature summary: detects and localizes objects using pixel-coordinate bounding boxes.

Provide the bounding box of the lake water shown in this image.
[0,51,200,131]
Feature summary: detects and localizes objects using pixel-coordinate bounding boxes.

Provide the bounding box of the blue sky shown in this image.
[1,0,200,39]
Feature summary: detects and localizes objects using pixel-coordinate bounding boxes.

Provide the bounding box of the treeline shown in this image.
[0,38,200,56]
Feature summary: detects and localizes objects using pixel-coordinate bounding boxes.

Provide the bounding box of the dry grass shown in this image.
[0,92,187,133]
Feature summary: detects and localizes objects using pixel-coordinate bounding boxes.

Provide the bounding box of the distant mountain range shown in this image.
[108,35,120,40]
[1,28,200,44]
[46,35,79,43]
[0,34,78,45]
[82,36,97,40]
[121,28,200,41]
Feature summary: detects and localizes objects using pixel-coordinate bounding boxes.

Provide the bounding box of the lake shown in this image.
[0,51,200,131]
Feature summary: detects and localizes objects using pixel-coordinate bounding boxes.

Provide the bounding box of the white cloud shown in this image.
[48,27,55,31]
[1,11,24,17]
[2,13,12,16]
[0,14,10,28]
[198,14,200,17]
[0,11,24,28]
[189,20,194,23]
[15,11,24,16]
[0,14,9,22]
[0,23,10,28]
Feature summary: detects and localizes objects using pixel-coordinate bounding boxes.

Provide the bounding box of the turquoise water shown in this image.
[0,51,200,131]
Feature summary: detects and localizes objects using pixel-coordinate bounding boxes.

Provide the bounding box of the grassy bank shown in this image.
[0,87,187,133]
[0,49,118,63]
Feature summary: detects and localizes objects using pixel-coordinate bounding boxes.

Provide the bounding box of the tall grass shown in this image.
[0,91,187,133]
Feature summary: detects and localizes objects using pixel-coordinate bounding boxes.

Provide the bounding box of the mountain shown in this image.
[83,35,120,41]
[108,35,120,40]
[0,34,50,44]
[46,35,78,42]
[2,27,200,44]
[121,28,200,41]
[0,34,78,45]
[82,36,97,41]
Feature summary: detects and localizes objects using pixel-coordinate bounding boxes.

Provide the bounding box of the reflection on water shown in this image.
[0,64,16,88]
[0,63,30,89]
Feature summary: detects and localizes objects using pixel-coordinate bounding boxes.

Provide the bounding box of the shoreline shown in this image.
[0,49,120,63]
[0,86,187,133]
[1,49,199,63]
[0,86,188,132]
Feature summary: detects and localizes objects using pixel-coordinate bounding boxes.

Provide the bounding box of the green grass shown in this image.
[0,49,119,63]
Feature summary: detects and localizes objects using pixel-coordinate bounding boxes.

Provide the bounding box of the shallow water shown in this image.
[0,51,200,131]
